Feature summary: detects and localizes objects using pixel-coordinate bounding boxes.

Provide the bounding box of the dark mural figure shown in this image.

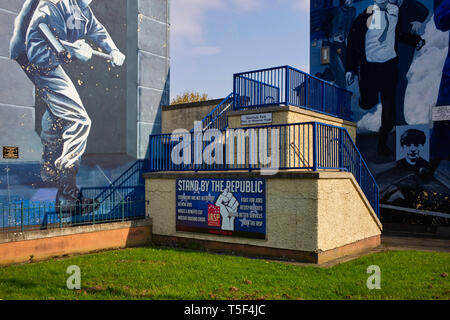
[345,0,425,156]
[395,0,429,125]
[9,0,126,212]
[328,0,357,87]
[431,0,450,161]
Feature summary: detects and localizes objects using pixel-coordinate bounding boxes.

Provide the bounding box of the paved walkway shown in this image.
[381,231,450,253]
[298,232,450,268]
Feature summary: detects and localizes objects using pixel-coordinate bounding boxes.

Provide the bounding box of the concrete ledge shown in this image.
[228,105,356,128]
[143,170,344,180]
[317,235,381,264]
[152,234,381,264]
[162,99,224,111]
[0,219,152,265]
[0,219,152,244]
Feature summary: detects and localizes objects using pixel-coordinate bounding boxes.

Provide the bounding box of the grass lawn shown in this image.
[0,247,449,300]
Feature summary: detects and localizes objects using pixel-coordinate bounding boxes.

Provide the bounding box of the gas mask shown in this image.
[77,0,92,9]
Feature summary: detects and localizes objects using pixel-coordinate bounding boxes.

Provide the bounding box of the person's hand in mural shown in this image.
[215,189,239,231]
[110,49,126,67]
[346,72,355,86]
[67,40,93,62]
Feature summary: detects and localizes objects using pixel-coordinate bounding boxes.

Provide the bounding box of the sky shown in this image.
[170,0,311,101]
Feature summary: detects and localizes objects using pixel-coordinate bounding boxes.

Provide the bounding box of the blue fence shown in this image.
[148,122,379,217]
[233,66,352,121]
[0,197,145,234]
[0,160,148,234]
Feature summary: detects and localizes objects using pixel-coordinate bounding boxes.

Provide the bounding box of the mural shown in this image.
[311,0,450,218]
[0,1,170,211]
[9,0,126,212]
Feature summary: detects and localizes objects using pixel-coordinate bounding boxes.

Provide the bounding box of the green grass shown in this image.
[0,247,449,300]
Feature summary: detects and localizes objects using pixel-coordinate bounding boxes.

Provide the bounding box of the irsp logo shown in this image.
[208,204,221,227]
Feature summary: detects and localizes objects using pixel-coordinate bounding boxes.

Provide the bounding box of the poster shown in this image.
[176,178,266,239]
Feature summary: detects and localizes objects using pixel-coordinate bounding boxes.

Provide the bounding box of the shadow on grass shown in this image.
[0,278,38,290]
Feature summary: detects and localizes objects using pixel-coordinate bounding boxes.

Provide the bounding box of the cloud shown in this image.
[293,0,310,13]
[171,0,223,43]
[229,0,262,13]
[171,0,264,44]
[190,46,222,56]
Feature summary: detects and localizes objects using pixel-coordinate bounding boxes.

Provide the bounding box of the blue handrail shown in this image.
[148,121,379,217]
[233,66,352,121]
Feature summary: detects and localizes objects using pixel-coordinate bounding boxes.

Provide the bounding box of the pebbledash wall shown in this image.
[145,172,382,264]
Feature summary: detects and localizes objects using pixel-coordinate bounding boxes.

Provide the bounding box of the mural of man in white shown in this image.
[9,0,126,212]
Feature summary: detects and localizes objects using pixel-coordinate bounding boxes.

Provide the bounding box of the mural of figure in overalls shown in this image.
[9,0,126,212]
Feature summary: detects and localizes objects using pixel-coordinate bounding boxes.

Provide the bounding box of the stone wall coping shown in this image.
[0,218,153,244]
[162,99,225,111]
[144,170,347,180]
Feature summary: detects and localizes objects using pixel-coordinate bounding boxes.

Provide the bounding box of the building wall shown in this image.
[162,99,224,134]
[228,106,357,141]
[0,1,40,163]
[317,177,382,252]
[145,172,382,260]
[134,0,170,159]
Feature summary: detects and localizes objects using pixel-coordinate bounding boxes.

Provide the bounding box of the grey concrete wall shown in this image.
[0,1,41,163]
[134,0,170,159]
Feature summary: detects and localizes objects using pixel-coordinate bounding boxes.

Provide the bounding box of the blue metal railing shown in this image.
[0,198,145,233]
[148,122,379,217]
[80,160,146,204]
[0,161,147,234]
[190,93,234,132]
[233,66,352,121]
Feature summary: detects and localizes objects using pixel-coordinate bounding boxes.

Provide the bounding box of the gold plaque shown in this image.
[3,147,19,159]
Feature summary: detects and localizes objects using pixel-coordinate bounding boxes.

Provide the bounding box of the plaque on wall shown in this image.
[3,147,19,159]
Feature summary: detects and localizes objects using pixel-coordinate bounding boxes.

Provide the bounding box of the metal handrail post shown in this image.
[313,123,318,171]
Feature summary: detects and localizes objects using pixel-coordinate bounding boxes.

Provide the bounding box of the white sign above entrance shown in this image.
[241,113,273,125]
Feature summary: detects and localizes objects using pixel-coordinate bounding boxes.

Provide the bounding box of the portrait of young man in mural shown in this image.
[396,128,430,172]
[9,0,126,213]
